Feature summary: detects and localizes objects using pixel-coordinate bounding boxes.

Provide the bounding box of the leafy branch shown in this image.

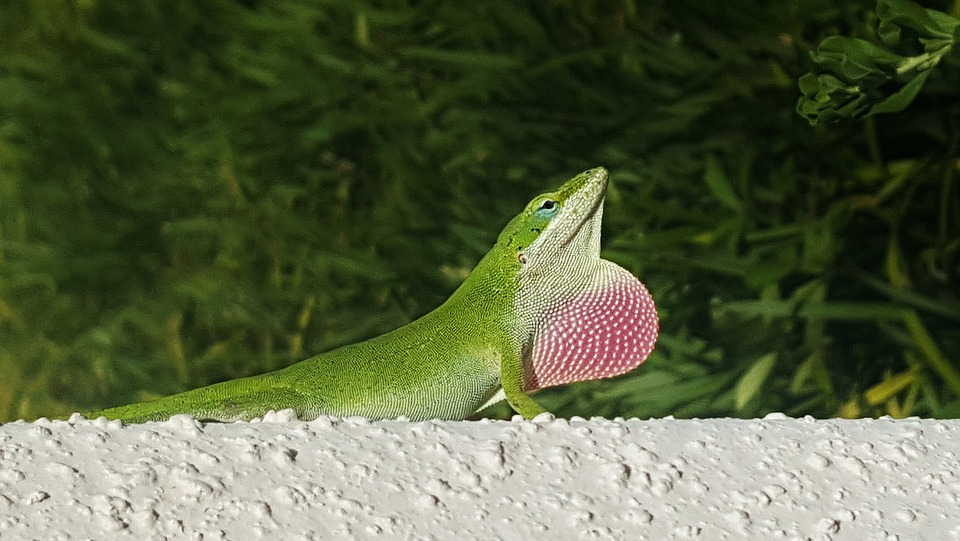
[797,0,960,124]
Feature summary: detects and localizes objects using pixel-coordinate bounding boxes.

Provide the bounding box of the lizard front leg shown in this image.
[500,351,548,419]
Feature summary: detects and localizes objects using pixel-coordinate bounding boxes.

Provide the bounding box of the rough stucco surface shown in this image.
[0,413,957,540]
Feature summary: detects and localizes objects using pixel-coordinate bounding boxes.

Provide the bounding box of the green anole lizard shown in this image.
[84,167,658,422]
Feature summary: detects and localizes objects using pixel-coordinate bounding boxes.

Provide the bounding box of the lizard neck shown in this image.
[438,231,597,347]
[433,244,522,341]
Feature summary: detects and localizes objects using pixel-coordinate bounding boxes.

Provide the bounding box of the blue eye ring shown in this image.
[535,198,559,217]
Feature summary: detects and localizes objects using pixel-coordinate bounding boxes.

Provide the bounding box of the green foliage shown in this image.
[1,0,959,422]
[798,0,960,123]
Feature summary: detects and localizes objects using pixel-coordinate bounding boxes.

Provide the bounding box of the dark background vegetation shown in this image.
[1,0,958,422]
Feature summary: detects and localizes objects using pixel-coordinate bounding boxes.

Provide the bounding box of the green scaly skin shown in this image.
[83,167,657,423]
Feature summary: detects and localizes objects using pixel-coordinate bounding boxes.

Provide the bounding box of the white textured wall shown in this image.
[0,413,956,540]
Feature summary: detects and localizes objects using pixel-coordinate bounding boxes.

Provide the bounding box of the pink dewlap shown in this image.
[527,271,659,390]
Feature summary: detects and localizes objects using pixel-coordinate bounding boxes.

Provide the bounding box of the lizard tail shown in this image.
[82,371,310,423]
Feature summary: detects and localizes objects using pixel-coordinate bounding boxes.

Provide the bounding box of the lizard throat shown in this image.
[560,193,604,249]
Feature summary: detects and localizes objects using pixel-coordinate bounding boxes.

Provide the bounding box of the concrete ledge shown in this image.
[0,413,955,540]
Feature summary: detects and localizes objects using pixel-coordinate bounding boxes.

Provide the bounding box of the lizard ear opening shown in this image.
[524,261,658,391]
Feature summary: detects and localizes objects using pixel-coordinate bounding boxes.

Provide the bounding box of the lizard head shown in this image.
[499,166,607,275]
[499,167,659,392]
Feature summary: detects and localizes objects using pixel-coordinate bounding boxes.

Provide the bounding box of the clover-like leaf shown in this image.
[811,36,905,81]
[796,0,959,125]
[877,0,960,47]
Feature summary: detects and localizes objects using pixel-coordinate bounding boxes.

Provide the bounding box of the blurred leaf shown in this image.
[901,310,960,395]
[718,299,909,320]
[703,155,742,212]
[790,352,833,395]
[401,48,522,70]
[735,353,777,411]
[864,369,918,406]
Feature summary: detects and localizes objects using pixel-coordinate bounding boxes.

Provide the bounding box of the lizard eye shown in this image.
[535,199,559,217]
